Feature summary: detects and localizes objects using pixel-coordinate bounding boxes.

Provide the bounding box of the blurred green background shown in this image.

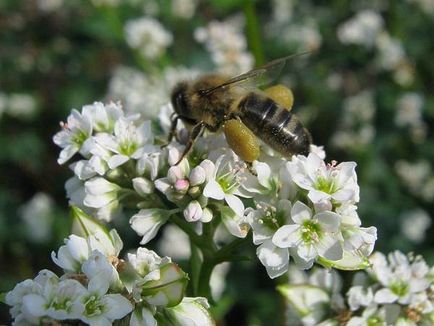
[1,0,433,324]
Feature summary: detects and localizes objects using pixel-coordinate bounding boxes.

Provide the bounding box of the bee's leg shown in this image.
[161,115,179,148]
[224,119,260,163]
[264,84,294,111]
[245,162,258,176]
[175,122,205,165]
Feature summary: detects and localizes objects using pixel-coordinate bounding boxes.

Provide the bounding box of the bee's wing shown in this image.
[199,52,310,96]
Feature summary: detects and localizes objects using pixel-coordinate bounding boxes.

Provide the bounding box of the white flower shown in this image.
[124,16,173,60]
[82,250,122,292]
[337,9,383,47]
[81,101,124,133]
[401,209,431,243]
[194,16,253,75]
[79,281,133,326]
[128,247,170,278]
[273,201,343,266]
[203,153,246,219]
[347,286,374,311]
[52,229,122,273]
[53,108,92,164]
[19,192,54,243]
[94,119,155,169]
[22,278,86,321]
[288,153,360,209]
[370,252,431,305]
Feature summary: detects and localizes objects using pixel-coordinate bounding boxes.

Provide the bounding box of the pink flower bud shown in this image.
[174,179,189,193]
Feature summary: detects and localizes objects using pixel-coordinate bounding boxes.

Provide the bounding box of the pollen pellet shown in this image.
[224,119,260,163]
[264,84,294,110]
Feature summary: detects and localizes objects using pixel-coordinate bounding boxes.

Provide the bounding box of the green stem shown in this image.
[244,0,265,66]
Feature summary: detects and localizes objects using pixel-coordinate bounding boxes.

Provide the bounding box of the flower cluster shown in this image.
[5,209,212,326]
[246,152,376,278]
[52,99,376,281]
[280,251,434,326]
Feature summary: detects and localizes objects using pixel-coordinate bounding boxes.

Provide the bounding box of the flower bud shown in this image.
[168,166,184,184]
[163,297,213,326]
[133,177,154,197]
[188,186,201,198]
[199,160,215,181]
[138,263,188,307]
[189,166,206,186]
[200,208,213,223]
[168,147,182,166]
[184,201,203,222]
[174,179,189,193]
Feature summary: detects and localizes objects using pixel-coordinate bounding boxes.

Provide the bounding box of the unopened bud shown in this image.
[189,166,206,186]
[133,177,154,197]
[174,179,189,193]
[184,201,203,222]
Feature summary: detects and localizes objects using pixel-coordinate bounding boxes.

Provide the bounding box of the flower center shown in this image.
[301,220,321,243]
[72,130,88,146]
[217,171,238,193]
[367,316,383,326]
[84,295,104,317]
[315,176,337,194]
[49,298,72,312]
[260,208,285,231]
[120,141,138,156]
[390,280,409,297]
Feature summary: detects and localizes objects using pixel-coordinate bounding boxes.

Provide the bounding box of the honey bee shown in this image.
[169,54,312,164]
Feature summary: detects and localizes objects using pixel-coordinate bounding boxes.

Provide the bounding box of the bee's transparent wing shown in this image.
[199,52,310,96]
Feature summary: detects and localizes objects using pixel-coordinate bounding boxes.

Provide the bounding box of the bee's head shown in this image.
[171,82,191,119]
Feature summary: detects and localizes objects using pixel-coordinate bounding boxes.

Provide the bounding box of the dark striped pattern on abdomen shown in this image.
[238,92,311,157]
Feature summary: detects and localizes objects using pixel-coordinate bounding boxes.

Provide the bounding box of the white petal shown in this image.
[103,294,134,320]
[317,236,343,261]
[297,243,318,261]
[108,154,129,169]
[225,194,244,217]
[22,294,46,317]
[291,201,312,224]
[272,225,301,248]
[257,240,289,279]
[203,179,225,200]
[316,212,341,232]
[374,288,398,304]
[254,162,271,187]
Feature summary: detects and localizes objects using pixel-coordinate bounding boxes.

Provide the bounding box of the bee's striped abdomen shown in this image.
[238,92,311,157]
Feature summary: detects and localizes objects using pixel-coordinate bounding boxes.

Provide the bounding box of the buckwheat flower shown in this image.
[273,201,343,267]
[203,153,246,218]
[94,119,155,169]
[171,0,198,19]
[53,108,93,164]
[337,9,383,47]
[22,278,86,321]
[6,270,58,325]
[370,252,431,305]
[19,192,54,243]
[124,16,173,60]
[288,153,360,210]
[78,278,133,326]
[52,234,90,273]
[241,161,283,202]
[82,250,122,292]
[347,285,374,311]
